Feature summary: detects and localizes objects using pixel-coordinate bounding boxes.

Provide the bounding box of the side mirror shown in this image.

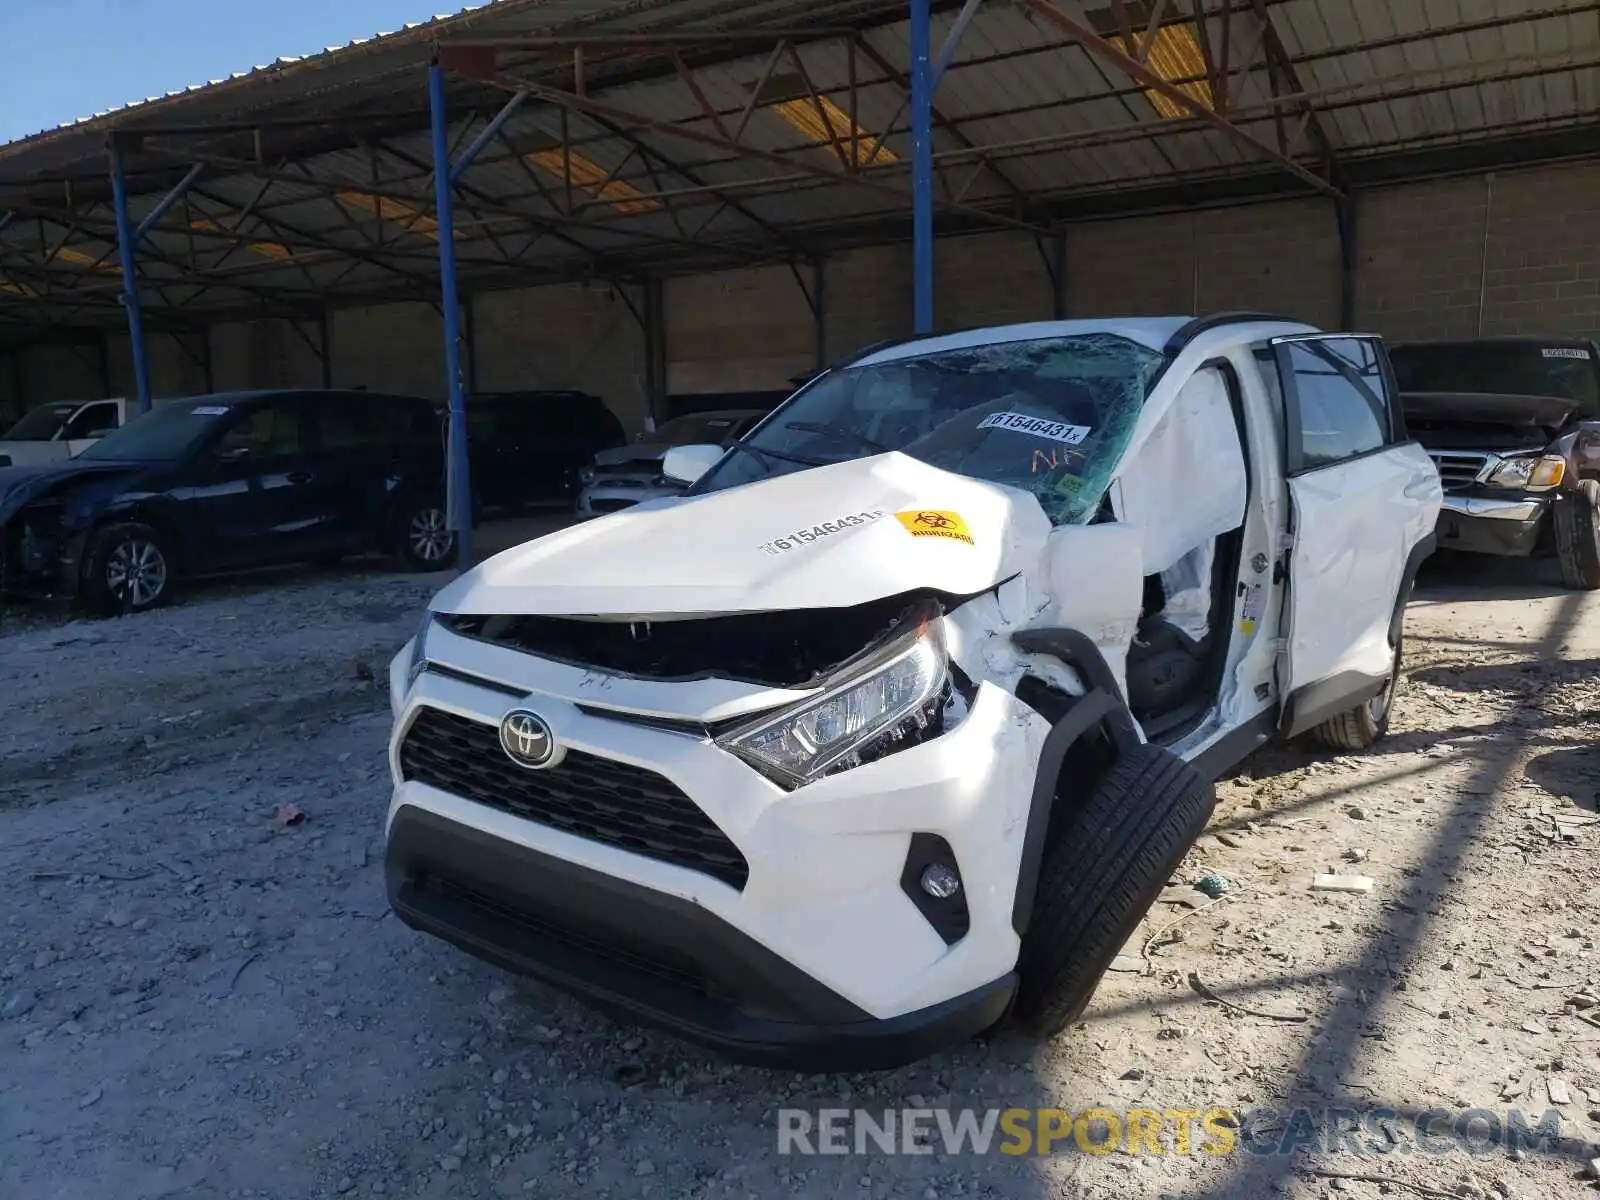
[661,443,724,486]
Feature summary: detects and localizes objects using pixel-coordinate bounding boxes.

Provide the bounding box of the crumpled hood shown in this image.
[434,452,1054,616]
[0,461,147,524]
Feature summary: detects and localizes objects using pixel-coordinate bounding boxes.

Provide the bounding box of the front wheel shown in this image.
[395,499,458,572]
[1554,479,1600,590]
[1012,743,1215,1036]
[82,522,174,616]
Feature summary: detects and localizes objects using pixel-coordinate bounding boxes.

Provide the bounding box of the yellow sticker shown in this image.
[895,509,975,545]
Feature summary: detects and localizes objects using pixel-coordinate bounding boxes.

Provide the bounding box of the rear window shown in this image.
[1390,343,1598,412]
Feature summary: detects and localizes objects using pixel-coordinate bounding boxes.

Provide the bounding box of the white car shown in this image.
[0,397,131,467]
[383,314,1441,1070]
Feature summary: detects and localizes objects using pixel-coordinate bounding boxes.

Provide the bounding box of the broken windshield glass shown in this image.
[691,333,1164,524]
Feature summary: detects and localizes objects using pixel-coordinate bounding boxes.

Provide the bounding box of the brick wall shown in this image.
[1358,161,1600,340]
[472,281,649,434]
[10,159,1596,413]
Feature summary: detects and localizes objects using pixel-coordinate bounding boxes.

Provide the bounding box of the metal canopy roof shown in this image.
[1,0,1595,341]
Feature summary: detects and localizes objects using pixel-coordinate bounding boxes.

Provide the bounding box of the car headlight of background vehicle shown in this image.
[1485,453,1566,491]
[579,466,597,485]
[717,603,951,788]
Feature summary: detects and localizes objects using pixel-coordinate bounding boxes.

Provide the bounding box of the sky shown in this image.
[0,0,462,143]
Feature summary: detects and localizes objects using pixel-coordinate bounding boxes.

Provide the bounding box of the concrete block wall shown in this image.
[8,159,1596,417]
[1357,160,1600,339]
[473,281,649,432]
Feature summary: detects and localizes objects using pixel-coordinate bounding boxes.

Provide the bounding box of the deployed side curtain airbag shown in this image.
[1114,367,1246,577]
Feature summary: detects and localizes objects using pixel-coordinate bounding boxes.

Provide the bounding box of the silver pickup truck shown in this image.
[0,397,132,468]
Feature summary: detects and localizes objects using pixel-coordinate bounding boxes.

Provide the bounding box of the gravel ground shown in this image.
[3,549,1600,1200]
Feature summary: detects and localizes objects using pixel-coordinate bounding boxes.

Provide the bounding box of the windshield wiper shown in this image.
[782,421,889,453]
[729,442,830,469]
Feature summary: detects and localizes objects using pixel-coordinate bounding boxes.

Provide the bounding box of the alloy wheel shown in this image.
[409,507,453,563]
[105,537,168,609]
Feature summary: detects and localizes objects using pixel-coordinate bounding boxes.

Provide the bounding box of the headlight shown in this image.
[1485,454,1565,491]
[406,613,433,686]
[717,604,950,788]
[579,466,597,485]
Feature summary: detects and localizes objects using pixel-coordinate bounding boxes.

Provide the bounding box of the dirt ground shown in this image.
[3,546,1600,1200]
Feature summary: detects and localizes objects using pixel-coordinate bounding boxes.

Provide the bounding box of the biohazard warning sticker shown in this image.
[896,510,975,545]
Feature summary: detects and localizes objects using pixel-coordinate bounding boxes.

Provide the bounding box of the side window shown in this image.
[318,399,381,450]
[65,402,119,440]
[1276,337,1390,472]
[216,402,306,458]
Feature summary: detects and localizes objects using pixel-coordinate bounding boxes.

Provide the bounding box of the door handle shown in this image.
[287,471,313,485]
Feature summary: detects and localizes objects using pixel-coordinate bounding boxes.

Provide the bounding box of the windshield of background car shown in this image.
[691,333,1164,525]
[77,401,232,461]
[1390,343,1599,411]
[4,402,78,440]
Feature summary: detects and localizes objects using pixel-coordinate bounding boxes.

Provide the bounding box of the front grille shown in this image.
[424,874,710,994]
[1429,451,1489,492]
[399,706,749,889]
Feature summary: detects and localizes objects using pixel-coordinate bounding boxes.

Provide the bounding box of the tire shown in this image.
[82,522,174,616]
[1554,479,1600,590]
[394,498,458,572]
[1012,743,1215,1036]
[1311,634,1403,751]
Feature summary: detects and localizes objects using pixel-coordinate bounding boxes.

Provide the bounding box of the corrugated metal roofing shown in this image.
[1,0,1596,335]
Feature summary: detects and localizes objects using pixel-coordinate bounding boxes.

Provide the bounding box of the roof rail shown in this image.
[1163,312,1301,356]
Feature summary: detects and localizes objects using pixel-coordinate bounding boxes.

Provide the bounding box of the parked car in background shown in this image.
[1392,336,1600,588]
[461,391,624,514]
[0,389,452,614]
[575,408,766,516]
[0,396,134,467]
[386,315,1440,1069]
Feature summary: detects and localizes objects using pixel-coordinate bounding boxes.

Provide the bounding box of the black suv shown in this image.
[0,389,453,614]
[461,390,625,512]
[1392,337,1600,589]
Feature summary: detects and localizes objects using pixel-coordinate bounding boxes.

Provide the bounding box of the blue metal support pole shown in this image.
[909,0,935,333]
[108,142,152,414]
[134,163,205,242]
[450,90,529,187]
[932,0,984,86]
[429,60,473,567]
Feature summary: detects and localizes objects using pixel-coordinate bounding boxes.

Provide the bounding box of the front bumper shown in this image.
[1435,492,1548,557]
[574,480,674,517]
[386,806,1016,1070]
[384,621,1045,1065]
[0,511,86,600]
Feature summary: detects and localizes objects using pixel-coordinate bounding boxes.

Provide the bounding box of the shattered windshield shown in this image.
[1390,342,1599,411]
[692,333,1164,524]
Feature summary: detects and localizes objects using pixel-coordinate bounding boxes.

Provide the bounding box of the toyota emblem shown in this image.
[499,709,557,770]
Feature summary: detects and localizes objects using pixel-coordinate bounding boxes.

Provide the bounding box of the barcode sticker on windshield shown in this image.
[977,412,1092,444]
[1542,347,1592,360]
[192,405,230,416]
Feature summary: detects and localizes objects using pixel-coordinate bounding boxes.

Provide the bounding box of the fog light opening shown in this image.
[920,863,962,900]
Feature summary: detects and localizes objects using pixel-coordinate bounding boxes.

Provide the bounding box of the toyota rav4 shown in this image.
[384,314,1442,1070]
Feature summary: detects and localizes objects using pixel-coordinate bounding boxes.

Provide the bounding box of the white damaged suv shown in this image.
[384,314,1441,1070]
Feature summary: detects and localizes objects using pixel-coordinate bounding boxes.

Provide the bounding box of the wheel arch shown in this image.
[1009,627,1143,937]
[83,502,190,579]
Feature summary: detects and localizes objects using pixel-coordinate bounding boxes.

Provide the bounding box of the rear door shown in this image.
[1270,335,1441,735]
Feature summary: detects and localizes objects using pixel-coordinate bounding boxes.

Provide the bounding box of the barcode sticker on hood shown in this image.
[1542,347,1592,360]
[977,412,1092,444]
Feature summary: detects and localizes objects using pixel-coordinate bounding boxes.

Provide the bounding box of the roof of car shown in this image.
[181,388,430,407]
[849,314,1315,367]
